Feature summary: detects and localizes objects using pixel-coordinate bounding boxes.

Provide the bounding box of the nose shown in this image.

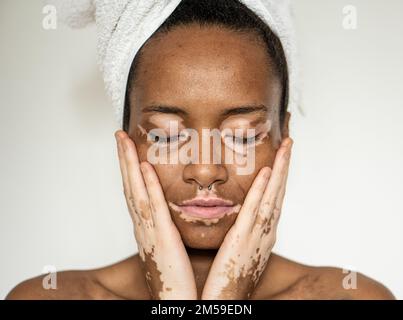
[183,163,228,190]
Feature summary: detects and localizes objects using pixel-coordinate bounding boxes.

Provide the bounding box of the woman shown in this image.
[7,0,394,299]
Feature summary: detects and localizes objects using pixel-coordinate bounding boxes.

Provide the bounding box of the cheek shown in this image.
[132,140,179,191]
[255,141,277,168]
[136,143,150,163]
[227,142,276,190]
[153,164,183,191]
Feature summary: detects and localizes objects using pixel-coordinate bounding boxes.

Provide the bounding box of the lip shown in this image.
[177,197,237,219]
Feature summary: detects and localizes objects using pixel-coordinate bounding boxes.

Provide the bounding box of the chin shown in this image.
[182,237,222,250]
[176,221,235,250]
[170,208,238,250]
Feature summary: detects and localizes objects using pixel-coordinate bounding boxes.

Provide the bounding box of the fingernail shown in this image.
[289,139,294,148]
[283,138,293,148]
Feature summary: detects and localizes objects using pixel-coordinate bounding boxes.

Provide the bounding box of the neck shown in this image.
[186,247,218,297]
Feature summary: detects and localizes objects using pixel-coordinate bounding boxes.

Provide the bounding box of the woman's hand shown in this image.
[114,130,197,300]
[201,137,293,300]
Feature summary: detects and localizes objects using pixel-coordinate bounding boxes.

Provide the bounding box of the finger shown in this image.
[234,166,271,231]
[255,139,292,245]
[259,155,290,243]
[273,152,291,222]
[272,153,289,235]
[119,132,151,221]
[115,132,139,225]
[140,161,174,229]
[115,132,133,199]
[258,138,293,221]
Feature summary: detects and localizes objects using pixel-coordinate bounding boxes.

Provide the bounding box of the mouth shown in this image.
[176,197,239,219]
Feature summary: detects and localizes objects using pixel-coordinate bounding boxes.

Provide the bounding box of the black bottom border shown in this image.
[1,300,400,319]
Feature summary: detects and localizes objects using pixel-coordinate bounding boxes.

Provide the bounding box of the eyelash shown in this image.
[224,134,260,145]
[147,131,262,146]
[148,132,187,145]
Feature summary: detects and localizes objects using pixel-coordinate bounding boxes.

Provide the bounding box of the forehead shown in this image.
[131,24,281,118]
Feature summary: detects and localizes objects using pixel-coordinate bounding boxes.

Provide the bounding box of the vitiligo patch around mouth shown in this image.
[168,186,241,226]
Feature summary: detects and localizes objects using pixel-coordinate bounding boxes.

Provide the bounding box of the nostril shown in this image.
[182,165,228,191]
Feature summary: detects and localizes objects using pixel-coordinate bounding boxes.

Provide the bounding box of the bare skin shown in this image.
[6,254,395,300]
[112,127,292,299]
[6,24,395,300]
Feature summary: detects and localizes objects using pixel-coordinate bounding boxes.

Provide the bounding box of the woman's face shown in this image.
[127,24,289,249]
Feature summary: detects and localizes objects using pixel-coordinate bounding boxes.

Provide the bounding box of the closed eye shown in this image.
[224,134,259,145]
[148,132,188,145]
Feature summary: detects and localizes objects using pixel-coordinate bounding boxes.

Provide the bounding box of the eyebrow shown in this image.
[142,105,189,116]
[220,104,269,117]
[142,104,269,117]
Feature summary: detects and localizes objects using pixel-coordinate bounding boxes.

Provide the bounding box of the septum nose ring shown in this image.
[199,183,213,191]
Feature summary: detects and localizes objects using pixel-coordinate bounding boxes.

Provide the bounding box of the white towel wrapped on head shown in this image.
[49,0,300,127]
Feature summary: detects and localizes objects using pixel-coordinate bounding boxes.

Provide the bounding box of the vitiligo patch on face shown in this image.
[136,119,273,175]
[168,185,241,226]
[137,124,148,139]
[220,117,272,145]
[148,114,185,130]
[168,202,241,226]
[253,119,272,147]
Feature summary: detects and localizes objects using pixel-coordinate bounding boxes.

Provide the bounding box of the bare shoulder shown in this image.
[6,270,117,300]
[263,254,395,300]
[5,256,144,300]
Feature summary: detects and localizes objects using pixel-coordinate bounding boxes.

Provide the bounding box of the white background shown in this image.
[1,0,402,299]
